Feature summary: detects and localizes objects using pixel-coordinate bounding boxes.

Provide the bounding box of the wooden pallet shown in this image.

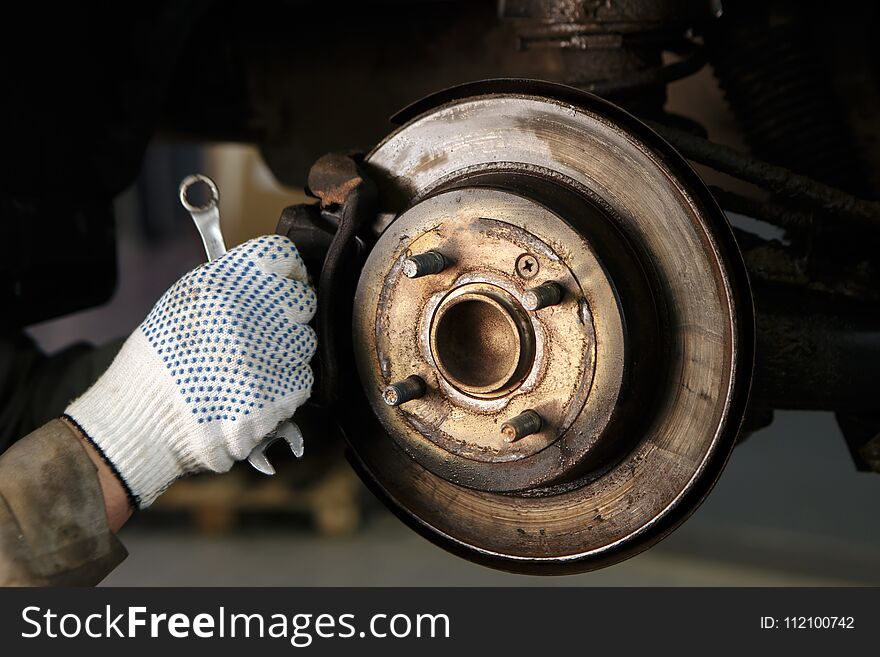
[149,461,363,537]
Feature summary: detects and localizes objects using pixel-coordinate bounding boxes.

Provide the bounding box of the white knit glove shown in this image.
[64,234,317,508]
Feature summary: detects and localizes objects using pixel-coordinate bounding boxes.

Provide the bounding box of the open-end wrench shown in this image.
[178,174,305,475]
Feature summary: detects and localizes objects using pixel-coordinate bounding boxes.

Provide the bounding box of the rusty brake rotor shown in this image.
[345,80,753,574]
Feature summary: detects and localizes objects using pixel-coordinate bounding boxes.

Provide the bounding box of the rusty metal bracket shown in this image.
[280,153,377,412]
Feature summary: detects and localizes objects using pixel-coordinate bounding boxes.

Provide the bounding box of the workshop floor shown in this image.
[103,412,880,587]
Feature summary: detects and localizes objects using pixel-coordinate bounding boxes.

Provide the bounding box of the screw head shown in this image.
[515,253,539,279]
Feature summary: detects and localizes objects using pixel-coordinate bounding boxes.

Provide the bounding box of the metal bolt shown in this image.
[501,409,543,442]
[383,375,427,406]
[515,253,539,279]
[402,251,448,278]
[522,281,563,311]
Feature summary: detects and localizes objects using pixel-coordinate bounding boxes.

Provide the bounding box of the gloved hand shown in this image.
[64,235,317,509]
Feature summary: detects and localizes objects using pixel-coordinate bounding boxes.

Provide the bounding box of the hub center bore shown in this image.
[430,286,535,397]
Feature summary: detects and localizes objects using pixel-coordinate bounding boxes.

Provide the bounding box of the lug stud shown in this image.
[522,281,563,311]
[383,375,427,406]
[403,251,448,278]
[501,409,543,442]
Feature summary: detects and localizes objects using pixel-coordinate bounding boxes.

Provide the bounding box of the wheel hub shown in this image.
[429,282,534,398]
[355,188,647,488]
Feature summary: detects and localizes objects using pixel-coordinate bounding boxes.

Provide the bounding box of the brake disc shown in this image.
[346,80,753,573]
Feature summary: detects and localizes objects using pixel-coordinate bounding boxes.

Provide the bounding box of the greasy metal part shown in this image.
[274,203,336,277]
[307,153,364,209]
[499,0,719,33]
[403,251,448,279]
[306,153,378,411]
[581,40,706,98]
[383,376,427,407]
[271,160,380,486]
[501,410,543,442]
[649,122,880,227]
[522,282,563,311]
[499,0,719,115]
[712,187,814,230]
[348,80,753,573]
[727,221,879,305]
[750,282,880,413]
[178,174,304,475]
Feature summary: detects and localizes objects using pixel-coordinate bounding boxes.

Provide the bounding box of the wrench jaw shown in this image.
[276,420,306,458]
[246,422,306,476]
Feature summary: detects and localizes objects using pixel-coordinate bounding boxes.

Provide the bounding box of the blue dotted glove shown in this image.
[65,235,317,508]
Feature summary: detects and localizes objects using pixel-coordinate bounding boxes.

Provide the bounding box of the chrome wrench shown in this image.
[178,174,305,475]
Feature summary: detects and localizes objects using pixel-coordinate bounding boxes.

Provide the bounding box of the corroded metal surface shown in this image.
[355,194,616,490]
[348,81,753,573]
